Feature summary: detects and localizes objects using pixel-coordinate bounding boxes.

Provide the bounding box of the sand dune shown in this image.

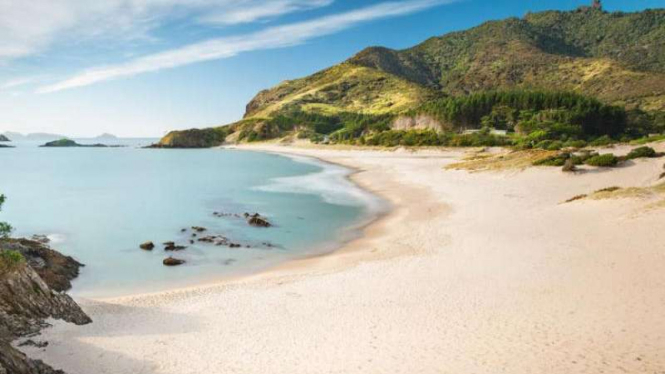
[22,143,665,374]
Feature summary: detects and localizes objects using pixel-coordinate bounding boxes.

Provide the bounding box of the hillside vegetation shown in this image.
[157,7,665,148]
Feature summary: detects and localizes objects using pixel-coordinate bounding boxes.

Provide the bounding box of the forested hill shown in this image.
[157,6,665,148]
[246,7,665,119]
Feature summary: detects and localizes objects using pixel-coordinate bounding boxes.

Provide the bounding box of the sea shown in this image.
[0,138,385,297]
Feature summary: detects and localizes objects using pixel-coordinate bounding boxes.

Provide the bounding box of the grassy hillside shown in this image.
[157,7,665,148]
[244,63,438,118]
[350,8,665,110]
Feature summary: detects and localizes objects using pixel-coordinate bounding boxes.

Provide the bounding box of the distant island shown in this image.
[155,6,665,149]
[0,135,9,142]
[1,132,68,142]
[93,133,119,140]
[40,138,122,148]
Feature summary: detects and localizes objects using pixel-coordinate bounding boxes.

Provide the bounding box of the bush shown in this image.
[0,250,24,271]
[563,139,587,149]
[585,153,619,167]
[626,146,657,160]
[0,194,11,238]
[588,135,615,146]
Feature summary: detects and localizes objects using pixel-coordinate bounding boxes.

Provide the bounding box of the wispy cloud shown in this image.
[0,0,334,62]
[200,0,334,25]
[38,0,454,93]
[1,76,46,90]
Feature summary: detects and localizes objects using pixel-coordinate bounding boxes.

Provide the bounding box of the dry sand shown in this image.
[21,143,665,374]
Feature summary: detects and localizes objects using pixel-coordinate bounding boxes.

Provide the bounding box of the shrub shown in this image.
[563,139,587,149]
[565,194,587,203]
[0,250,25,271]
[588,135,615,147]
[0,194,11,239]
[626,146,657,160]
[585,154,619,167]
[595,186,621,193]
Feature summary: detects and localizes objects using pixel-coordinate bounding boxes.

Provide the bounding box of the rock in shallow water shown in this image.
[163,257,186,266]
[139,241,155,250]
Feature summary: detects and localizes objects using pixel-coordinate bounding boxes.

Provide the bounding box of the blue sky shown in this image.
[0,0,663,137]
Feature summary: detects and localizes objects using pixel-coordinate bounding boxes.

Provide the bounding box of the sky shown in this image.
[0,0,663,137]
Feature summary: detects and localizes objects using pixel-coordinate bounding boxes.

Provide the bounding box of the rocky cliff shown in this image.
[0,240,90,374]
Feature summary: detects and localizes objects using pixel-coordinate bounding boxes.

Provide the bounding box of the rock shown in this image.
[164,242,186,251]
[18,340,48,348]
[229,243,241,248]
[191,226,207,233]
[30,235,50,244]
[562,159,576,172]
[139,241,155,250]
[247,213,271,227]
[0,238,84,292]
[189,240,195,244]
[163,257,185,266]
[0,246,90,374]
[181,228,187,233]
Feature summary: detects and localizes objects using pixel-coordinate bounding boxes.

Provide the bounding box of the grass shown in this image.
[595,186,621,193]
[0,250,25,272]
[630,135,665,146]
[564,194,587,203]
[446,149,558,172]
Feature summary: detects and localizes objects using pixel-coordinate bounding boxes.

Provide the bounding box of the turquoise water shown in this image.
[0,139,383,297]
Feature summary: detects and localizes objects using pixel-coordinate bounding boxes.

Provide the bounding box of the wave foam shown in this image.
[255,154,384,213]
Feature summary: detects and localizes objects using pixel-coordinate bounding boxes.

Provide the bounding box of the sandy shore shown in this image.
[22,143,665,374]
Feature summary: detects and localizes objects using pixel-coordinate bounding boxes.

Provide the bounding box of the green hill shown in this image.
[157,6,665,148]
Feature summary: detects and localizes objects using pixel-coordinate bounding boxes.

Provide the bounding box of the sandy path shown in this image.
[22,144,665,374]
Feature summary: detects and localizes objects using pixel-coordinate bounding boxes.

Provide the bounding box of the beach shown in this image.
[21,143,665,374]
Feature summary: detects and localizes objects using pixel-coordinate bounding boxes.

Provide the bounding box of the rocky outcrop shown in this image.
[245,213,271,228]
[391,115,447,132]
[150,128,227,149]
[0,239,83,293]
[0,242,90,374]
[0,135,10,142]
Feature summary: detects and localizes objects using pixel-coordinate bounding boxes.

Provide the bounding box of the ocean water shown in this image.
[0,139,384,297]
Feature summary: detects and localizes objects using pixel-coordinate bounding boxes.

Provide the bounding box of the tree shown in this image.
[0,194,12,238]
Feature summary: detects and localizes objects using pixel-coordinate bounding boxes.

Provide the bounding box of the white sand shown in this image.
[22,143,665,374]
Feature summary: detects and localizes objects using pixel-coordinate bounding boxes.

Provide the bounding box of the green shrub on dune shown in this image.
[585,153,619,167]
[625,146,660,160]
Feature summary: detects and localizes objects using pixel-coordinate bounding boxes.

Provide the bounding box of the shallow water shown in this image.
[0,139,383,297]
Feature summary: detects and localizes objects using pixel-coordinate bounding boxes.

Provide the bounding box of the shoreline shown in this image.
[76,144,423,304]
[21,143,665,374]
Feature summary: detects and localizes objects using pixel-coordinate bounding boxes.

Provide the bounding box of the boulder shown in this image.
[163,257,186,266]
[139,241,155,250]
[164,242,186,251]
[247,213,271,227]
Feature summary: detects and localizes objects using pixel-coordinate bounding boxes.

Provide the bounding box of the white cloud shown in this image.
[1,75,45,90]
[199,0,333,25]
[38,0,454,93]
[0,0,333,61]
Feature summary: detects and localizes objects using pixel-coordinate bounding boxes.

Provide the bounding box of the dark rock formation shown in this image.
[245,213,271,228]
[0,239,83,292]
[163,257,185,266]
[139,241,155,251]
[0,135,9,142]
[0,244,90,374]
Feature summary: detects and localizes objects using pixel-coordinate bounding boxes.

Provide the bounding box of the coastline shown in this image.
[21,143,665,374]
